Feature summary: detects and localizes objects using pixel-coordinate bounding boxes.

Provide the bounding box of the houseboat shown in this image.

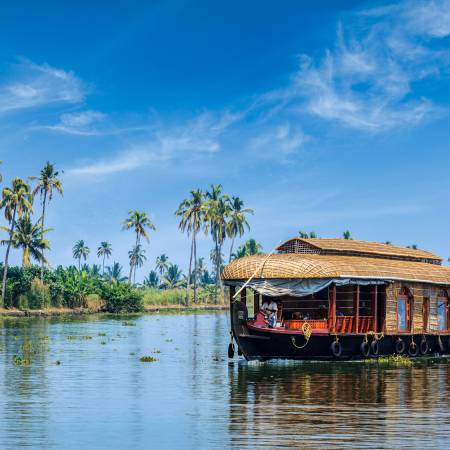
[222,237,450,360]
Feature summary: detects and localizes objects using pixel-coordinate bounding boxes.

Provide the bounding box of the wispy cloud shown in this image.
[66,110,238,177]
[0,60,86,113]
[262,0,450,132]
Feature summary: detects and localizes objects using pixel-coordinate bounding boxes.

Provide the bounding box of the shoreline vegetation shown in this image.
[0,163,260,317]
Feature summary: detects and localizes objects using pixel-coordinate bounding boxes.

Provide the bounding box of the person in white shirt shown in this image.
[261,298,278,328]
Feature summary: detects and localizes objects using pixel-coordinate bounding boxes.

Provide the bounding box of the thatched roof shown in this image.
[222,253,450,285]
[276,237,442,263]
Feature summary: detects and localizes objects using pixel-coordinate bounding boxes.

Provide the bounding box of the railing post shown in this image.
[372,285,378,332]
[353,285,360,333]
[253,292,260,315]
[329,284,336,332]
[240,288,246,306]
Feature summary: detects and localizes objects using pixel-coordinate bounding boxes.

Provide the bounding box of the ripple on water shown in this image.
[1,313,450,449]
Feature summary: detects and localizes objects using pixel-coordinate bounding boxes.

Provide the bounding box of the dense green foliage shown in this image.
[1,264,143,313]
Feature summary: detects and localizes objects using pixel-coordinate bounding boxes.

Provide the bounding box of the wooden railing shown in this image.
[285,319,328,330]
[335,316,375,333]
[285,316,375,333]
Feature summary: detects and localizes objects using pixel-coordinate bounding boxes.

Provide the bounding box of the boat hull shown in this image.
[231,300,449,361]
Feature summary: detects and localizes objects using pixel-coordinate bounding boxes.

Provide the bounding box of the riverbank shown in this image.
[0,303,228,317]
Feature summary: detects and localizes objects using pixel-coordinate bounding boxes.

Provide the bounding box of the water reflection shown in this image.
[1,313,450,449]
[228,361,450,448]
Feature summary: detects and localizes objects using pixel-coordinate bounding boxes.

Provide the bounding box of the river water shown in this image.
[1,311,450,449]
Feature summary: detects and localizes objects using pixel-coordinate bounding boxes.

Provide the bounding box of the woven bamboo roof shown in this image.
[222,253,450,285]
[276,237,442,262]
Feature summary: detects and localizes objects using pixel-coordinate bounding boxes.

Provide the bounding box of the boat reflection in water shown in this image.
[227,360,450,448]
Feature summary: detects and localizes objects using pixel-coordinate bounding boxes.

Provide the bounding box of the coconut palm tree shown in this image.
[143,270,159,288]
[1,214,51,267]
[227,196,253,262]
[73,240,90,270]
[123,210,155,283]
[232,238,263,259]
[205,185,230,302]
[175,189,206,305]
[0,177,33,306]
[128,244,146,285]
[105,262,127,282]
[29,162,63,279]
[155,254,170,275]
[162,263,183,288]
[343,230,352,240]
[97,241,112,275]
[299,231,318,238]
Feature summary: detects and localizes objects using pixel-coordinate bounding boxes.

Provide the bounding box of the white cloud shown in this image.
[262,0,450,132]
[0,60,86,113]
[66,110,236,177]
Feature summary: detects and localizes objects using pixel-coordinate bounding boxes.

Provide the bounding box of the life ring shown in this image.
[370,340,379,356]
[395,338,405,354]
[330,340,342,358]
[360,341,370,358]
[408,340,419,357]
[228,342,235,359]
[419,338,429,355]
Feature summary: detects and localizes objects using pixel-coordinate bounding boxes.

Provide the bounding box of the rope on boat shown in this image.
[291,322,312,349]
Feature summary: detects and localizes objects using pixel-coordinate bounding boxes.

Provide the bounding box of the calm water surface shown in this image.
[1,312,450,449]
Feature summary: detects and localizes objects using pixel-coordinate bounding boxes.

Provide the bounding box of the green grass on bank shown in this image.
[142,287,225,306]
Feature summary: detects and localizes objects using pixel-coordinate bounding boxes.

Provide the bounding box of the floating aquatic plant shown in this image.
[122,321,136,326]
[364,355,413,366]
[139,356,157,362]
[98,332,107,337]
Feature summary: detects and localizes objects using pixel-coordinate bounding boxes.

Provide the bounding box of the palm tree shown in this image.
[128,244,146,285]
[162,264,183,288]
[29,162,63,279]
[407,244,418,250]
[105,262,127,282]
[343,230,352,240]
[1,214,51,267]
[123,210,155,283]
[232,238,263,259]
[299,231,318,238]
[143,270,159,288]
[226,196,253,262]
[97,241,112,275]
[175,189,205,305]
[205,185,230,302]
[0,178,33,305]
[90,264,102,277]
[155,254,170,275]
[73,240,90,270]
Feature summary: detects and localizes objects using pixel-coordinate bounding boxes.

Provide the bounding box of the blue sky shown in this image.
[1,0,450,277]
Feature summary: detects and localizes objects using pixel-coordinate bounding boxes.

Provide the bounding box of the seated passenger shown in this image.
[261,298,278,328]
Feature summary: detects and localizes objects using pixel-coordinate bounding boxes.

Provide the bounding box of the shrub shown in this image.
[100,282,144,313]
[27,278,51,309]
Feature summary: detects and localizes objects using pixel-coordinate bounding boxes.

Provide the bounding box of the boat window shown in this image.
[438,299,448,331]
[397,297,408,331]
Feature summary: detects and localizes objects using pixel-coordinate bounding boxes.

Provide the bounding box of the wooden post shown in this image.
[372,285,378,332]
[254,292,260,314]
[229,285,235,330]
[240,288,247,306]
[329,284,336,332]
[353,285,360,333]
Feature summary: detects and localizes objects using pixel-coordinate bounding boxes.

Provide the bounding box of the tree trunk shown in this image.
[214,234,219,304]
[185,237,194,307]
[193,230,197,304]
[1,207,17,307]
[23,246,30,267]
[102,254,105,276]
[229,236,235,263]
[129,233,139,285]
[78,257,81,270]
[40,190,47,281]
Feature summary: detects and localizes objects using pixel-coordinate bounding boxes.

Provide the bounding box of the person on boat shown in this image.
[261,298,278,327]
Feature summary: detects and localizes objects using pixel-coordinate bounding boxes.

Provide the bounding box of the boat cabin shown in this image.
[222,237,450,359]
